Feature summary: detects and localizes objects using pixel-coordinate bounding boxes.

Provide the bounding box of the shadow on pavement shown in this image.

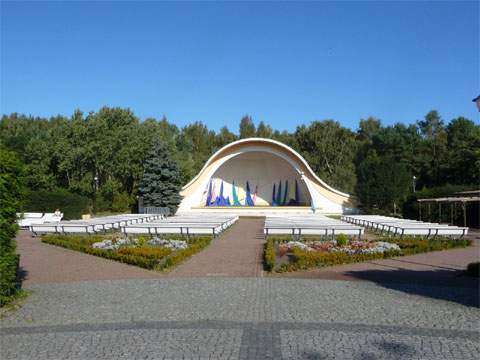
[344,268,479,307]
[16,266,28,290]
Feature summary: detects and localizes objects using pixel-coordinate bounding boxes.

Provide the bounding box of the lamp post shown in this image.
[412,175,417,193]
[93,175,99,214]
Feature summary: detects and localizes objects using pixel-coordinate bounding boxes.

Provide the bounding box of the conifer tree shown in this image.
[139,141,182,214]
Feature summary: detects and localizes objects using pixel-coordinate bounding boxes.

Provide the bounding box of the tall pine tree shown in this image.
[139,142,182,214]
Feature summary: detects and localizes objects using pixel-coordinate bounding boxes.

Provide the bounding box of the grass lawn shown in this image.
[264,235,472,273]
[42,233,213,271]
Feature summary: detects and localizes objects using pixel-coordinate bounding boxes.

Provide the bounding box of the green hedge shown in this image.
[264,238,276,272]
[0,254,19,306]
[0,147,25,307]
[24,188,90,220]
[382,237,471,256]
[41,234,213,271]
[279,248,400,272]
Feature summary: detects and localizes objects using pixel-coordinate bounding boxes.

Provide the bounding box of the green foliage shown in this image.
[24,188,90,220]
[402,184,477,222]
[277,247,398,272]
[264,238,276,271]
[256,121,273,138]
[1,108,479,215]
[0,147,25,306]
[295,120,357,193]
[381,236,471,255]
[239,115,256,138]
[0,254,19,306]
[41,234,212,271]
[466,262,480,278]
[335,234,349,246]
[356,155,411,213]
[118,246,172,260]
[139,141,182,213]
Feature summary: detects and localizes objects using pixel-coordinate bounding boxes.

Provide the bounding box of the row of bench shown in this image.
[29,214,163,235]
[120,215,239,237]
[18,212,64,227]
[341,215,469,237]
[264,215,364,239]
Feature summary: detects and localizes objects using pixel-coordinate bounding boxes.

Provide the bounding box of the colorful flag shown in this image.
[282,180,289,205]
[232,181,241,206]
[206,180,213,206]
[246,181,254,206]
[272,183,277,206]
[276,181,283,206]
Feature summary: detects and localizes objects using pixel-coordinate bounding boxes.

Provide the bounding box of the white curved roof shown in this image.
[182,137,351,198]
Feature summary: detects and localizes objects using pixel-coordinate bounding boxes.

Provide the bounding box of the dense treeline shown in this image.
[0,107,478,218]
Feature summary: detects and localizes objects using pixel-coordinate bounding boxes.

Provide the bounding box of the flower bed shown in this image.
[41,234,212,271]
[265,236,471,273]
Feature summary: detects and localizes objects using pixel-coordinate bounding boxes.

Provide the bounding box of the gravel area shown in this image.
[1,278,479,359]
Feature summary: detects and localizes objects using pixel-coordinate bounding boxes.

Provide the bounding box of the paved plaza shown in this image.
[1,278,479,359]
[1,227,479,359]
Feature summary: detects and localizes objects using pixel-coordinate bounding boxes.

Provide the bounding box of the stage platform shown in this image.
[180,206,316,216]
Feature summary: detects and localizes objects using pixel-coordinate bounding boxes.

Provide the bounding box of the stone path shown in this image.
[168,217,266,278]
[1,278,479,359]
[15,231,162,286]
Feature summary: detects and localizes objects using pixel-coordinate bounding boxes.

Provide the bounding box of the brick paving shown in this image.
[15,231,163,286]
[168,217,266,278]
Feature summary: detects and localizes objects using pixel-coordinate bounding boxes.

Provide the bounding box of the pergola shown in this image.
[417,191,480,227]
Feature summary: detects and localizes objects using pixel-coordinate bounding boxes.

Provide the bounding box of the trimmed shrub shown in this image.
[264,238,276,271]
[335,234,349,246]
[0,254,19,306]
[279,247,400,272]
[118,246,172,260]
[41,234,212,271]
[381,237,471,255]
[266,236,472,273]
[24,188,90,220]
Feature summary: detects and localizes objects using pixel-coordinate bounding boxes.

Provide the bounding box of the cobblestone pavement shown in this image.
[1,278,479,359]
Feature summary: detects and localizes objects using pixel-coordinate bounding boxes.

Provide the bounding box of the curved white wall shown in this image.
[205,152,310,206]
[178,138,357,214]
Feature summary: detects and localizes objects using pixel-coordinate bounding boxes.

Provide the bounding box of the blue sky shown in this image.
[1,1,478,132]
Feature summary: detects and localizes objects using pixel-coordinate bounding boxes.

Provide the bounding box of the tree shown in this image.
[256,121,273,138]
[215,126,237,148]
[295,120,357,193]
[445,117,480,185]
[239,115,256,138]
[138,142,182,214]
[417,110,448,186]
[357,117,382,142]
[356,154,411,213]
